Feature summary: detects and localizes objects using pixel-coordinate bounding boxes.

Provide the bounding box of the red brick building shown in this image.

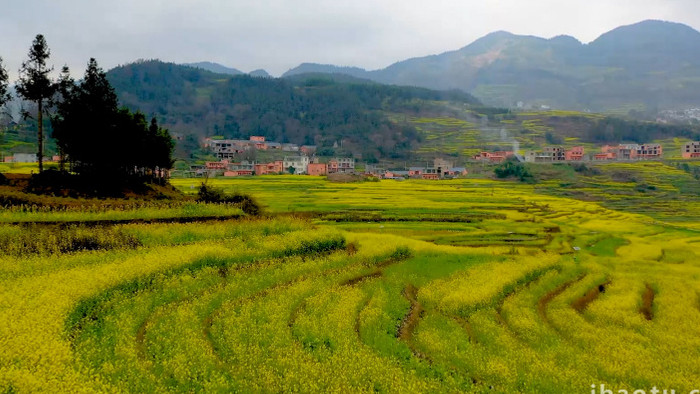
[565,146,585,161]
[254,161,284,175]
[307,163,327,176]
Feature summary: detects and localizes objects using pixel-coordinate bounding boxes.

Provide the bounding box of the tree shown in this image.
[0,57,10,110]
[52,65,73,171]
[52,58,174,183]
[494,159,534,183]
[15,34,56,173]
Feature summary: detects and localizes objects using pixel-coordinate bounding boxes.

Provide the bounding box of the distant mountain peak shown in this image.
[549,35,582,45]
[591,19,700,46]
[184,61,244,76]
[282,63,369,78]
[249,69,272,78]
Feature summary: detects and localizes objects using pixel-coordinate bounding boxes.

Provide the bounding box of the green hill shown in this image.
[106,60,480,160]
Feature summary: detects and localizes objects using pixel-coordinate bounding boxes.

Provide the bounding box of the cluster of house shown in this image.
[205,136,316,160]
[592,144,663,161]
[372,159,467,180]
[472,151,515,163]
[523,144,664,162]
[200,156,356,177]
[2,154,61,163]
[471,148,584,163]
[196,157,469,179]
[524,146,587,162]
[475,143,669,163]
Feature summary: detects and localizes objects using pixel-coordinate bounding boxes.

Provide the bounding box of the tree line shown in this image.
[0,35,174,183]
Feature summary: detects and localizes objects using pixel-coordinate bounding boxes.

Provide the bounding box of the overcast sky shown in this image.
[1,0,698,80]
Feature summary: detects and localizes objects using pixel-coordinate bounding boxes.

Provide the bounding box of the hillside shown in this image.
[106,60,480,160]
[397,109,700,159]
[283,20,700,113]
[104,60,700,163]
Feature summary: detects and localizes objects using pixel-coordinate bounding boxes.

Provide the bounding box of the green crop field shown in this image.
[2,174,700,392]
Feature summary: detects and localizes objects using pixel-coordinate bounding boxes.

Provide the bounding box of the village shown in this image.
[4,136,700,180]
[173,136,700,180]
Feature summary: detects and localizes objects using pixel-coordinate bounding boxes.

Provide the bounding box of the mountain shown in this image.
[184,61,244,75]
[282,20,700,113]
[186,63,273,78]
[283,63,371,80]
[104,61,698,165]
[106,60,480,161]
[249,69,272,78]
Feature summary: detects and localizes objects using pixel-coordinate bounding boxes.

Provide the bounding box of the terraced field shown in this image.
[2,177,700,392]
[535,161,700,226]
[401,110,608,158]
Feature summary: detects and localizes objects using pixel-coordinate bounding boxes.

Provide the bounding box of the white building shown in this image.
[283,156,310,174]
[11,153,38,163]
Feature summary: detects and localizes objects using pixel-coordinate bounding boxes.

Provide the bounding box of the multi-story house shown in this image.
[599,144,662,160]
[636,144,663,159]
[328,157,355,174]
[254,161,284,175]
[565,146,585,161]
[683,141,700,159]
[283,156,310,174]
[473,151,513,163]
[543,146,566,161]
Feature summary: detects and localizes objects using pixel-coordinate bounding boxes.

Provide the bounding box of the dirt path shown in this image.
[397,284,431,361]
[537,274,587,327]
[571,279,611,313]
[640,283,655,321]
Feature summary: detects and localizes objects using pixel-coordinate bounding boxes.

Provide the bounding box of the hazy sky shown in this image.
[1,0,698,79]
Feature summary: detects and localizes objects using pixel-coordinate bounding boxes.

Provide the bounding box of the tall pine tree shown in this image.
[16,34,56,173]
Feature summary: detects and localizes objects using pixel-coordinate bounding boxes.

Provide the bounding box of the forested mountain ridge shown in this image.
[283,20,700,112]
[106,60,480,160]
[104,60,700,165]
[184,62,244,76]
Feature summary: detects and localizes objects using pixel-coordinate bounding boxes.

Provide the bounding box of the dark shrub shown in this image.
[197,183,263,216]
[494,159,534,183]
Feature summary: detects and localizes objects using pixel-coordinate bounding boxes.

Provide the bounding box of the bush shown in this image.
[494,160,534,183]
[197,183,263,216]
[390,246,413,260]
[570,163,601,176]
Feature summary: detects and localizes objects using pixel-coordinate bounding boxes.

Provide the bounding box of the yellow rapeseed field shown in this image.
[2,177,700,392]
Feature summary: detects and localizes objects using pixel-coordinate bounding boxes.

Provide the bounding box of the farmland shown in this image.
[2,173,700,392]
